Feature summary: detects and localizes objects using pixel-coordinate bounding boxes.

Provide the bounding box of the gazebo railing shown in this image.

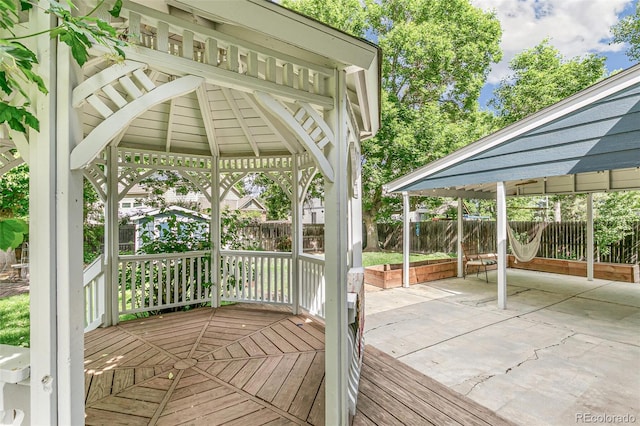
[83,255,105,332]
[220,250,292,306]
[118,251,213,315]
[299,253,326,319]
[102,249,325,318]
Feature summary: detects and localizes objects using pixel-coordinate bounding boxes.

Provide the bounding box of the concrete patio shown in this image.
[365,268,640,425]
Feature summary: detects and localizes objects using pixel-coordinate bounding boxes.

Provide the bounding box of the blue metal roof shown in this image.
[386,64,640,197]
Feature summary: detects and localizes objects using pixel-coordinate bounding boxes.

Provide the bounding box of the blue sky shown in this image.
[474,0,638,107]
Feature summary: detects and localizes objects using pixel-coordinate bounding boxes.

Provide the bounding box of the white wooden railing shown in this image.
[118,251,213,315]
[299,253,325,319]
[119,1,332,104]
[220,250,291,305]
[83,256,105,332]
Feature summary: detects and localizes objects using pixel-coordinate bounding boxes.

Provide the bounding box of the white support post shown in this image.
[55,35,85,426]
[291,155,301,314]
[586,193,594,281]
[457,198,464,278]
[496,182,508,309]
[211,158,221,307]
[106,146,119,325]
[29,8,57,424]
[402,192,410,288]
[351,163,363,270]
[324,70,349,425]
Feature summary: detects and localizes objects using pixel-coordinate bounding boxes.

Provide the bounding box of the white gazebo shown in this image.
[0,1,380,424]
[386,63,640,308]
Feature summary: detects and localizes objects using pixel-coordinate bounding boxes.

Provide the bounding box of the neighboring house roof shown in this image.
[237,196,266,212]
[129,205,210,222]
[386,63,640,198]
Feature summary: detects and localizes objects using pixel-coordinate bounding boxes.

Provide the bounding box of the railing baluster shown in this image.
[157,21,169,52]
[181,257,187,303]
[205,38,218,65]
[183,30,194,60]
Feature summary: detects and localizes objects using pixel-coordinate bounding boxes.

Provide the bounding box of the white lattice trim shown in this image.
[71,75,204,169]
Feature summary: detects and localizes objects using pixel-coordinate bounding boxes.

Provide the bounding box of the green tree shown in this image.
[490,40,607,125]
[282,0,502,250]
[611,3,640,62]
[594,192,640,260]
[0,0,125,250]
[0,163,29,217]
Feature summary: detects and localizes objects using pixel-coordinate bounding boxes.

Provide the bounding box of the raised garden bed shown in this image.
[508,256,639,283]
[364,258,457,289]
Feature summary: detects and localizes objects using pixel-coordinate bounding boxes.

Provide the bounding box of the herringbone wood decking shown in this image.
[85,306,512,425]
[85,306,325,425]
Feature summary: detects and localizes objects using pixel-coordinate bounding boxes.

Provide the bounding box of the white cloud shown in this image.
[472,0,635,84]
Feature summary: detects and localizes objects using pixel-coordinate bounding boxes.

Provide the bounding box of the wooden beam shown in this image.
[195,84,219,156]
[72,60,147,107]
[165,98,176,152]
[70,75,204,169]
[241,93,299,154]
[254,91,334,182]
[8,129,30,164]
[221,87,260,156]
[89,45,334,109]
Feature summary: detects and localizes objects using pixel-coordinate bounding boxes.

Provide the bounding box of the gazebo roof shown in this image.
[75,0,380,162]
[385,63,640,199]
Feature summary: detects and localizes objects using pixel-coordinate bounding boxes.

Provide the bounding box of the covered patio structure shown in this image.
[1,1,380,424]
[385,63,640,308]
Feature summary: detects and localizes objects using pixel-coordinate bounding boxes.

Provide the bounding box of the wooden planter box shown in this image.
[508,256,639,283]
[364,258,457,289]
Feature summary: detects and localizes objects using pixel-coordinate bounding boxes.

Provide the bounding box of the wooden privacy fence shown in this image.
[239,223,325,252]
[375,221,640,264]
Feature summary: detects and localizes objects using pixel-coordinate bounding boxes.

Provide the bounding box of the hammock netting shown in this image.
[507,224,547,263]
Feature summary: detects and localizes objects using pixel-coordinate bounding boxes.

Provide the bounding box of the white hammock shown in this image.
[507,223,547,263]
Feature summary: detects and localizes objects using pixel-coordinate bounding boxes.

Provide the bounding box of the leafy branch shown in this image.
[0,0,126,134]
[0,0,126,250]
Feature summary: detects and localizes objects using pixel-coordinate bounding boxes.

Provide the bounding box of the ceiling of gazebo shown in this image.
[81,60,303,158]
[71,0,380,166]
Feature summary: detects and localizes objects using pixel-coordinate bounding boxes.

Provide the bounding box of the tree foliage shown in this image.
[0,0,125,250]
[594,192,640,259]
[490,40,607,126]
[0,0,125,134]
[611,3,640,62]
[282,0,502,250]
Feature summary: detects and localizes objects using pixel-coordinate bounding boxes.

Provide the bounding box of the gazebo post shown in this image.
[586,193,594,281]
[457,197,464,277]
[496,181,507,309]
[211,157,221,307]
[291,154,302,314]
[28,10,57,423]
[105,146,120,325]
[350,162,363,269]
[402,191,410,288]
[29,16,85,422]
[324,69,349,425]
[55,39,86,426]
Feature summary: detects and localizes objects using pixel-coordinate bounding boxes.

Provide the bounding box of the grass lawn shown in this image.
[362,251,453,267]
[0,294,30,347]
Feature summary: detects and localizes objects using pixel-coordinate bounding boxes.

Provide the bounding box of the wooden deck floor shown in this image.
[353,346,514,426]
[85,306,325,425]
[85,306,512,425]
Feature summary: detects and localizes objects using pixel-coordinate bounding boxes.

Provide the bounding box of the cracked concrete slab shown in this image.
[364,268,640,425]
